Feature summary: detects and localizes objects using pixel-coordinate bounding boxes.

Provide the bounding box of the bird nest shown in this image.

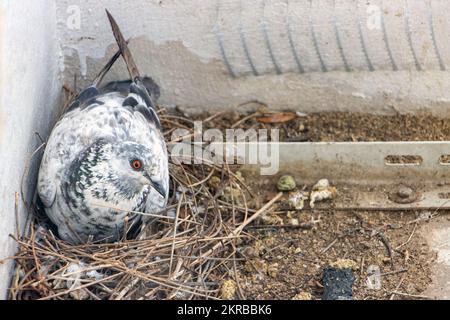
[6,92,281,300]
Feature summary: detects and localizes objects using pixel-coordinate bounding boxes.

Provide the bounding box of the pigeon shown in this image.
[37,11,169,244]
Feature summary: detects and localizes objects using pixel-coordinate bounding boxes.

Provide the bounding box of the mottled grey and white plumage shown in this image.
[37,11,169,244]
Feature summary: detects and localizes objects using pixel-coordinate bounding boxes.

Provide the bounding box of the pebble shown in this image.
[330,259,358,270]
[313,179,330,191]
[220,280,237,300]
[267,263,279,278]
[292,292,312,300]
[209,176,221,188]
[277,175,296,192]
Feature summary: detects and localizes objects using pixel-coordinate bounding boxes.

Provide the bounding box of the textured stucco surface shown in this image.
[0,0,61,298]
[57,0,450,116]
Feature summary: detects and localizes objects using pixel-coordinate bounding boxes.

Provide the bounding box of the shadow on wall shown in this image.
[0,0,62,299]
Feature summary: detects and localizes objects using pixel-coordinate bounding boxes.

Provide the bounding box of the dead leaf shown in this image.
[256,112,297,124]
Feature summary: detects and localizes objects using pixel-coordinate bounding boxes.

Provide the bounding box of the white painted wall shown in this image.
[57,0,450,116]
[0,1,61,299]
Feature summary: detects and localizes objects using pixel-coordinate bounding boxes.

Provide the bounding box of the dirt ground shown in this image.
[195,111,447,300]
[197,110,450,142]
[290,112,450,142]
[238,208,437,300]
[225,173,438,300]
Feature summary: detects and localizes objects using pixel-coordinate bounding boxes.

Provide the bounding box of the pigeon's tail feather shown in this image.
[106,10,140,81]
[92,37,131,88]
[105,10,159,118]
[92,47,123,88]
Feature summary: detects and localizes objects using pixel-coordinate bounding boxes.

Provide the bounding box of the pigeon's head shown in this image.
[68,139,169,213]
[111,140,169,201]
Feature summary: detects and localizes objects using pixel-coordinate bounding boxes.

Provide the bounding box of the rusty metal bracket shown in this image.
[240,142,450,210]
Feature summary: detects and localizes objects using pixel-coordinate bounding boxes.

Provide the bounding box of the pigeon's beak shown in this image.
[144,171,166,198]
[151,180,166,199]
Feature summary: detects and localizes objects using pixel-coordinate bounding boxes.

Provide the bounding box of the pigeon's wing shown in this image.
[66,86,100,112]
[120,93,161,129]
[101,77,160,102]
[37,175,57,208]
[128,83,161,128]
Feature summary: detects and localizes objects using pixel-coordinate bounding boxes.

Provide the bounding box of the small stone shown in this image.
[382,257,392,264]
[174,291,188,299]
[260,213,284,225]
[277,175,296,192]
[329,259,358,270]
[291,218,299,226]
[298,124,306,132]
[222,186,243,206]
[246,259,266,274]
[310,187,338,208]
[69,289,90,300]
[266,263,279,278]
[404,250,410,263]
[220,280,237,300]
[242,246,258,258]
[209,176,221,188]
[292,292,312,300]
[313,179,330,191]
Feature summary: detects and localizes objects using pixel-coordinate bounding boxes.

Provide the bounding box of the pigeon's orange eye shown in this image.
[131,159,142,170]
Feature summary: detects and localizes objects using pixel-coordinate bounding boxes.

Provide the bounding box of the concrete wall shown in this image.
[57,0,450,116]
[0,1,61,298]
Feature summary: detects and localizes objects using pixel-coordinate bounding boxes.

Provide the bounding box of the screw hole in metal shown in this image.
[439,155,450,166]
[385,155,423,166]
[438,192,450,200]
